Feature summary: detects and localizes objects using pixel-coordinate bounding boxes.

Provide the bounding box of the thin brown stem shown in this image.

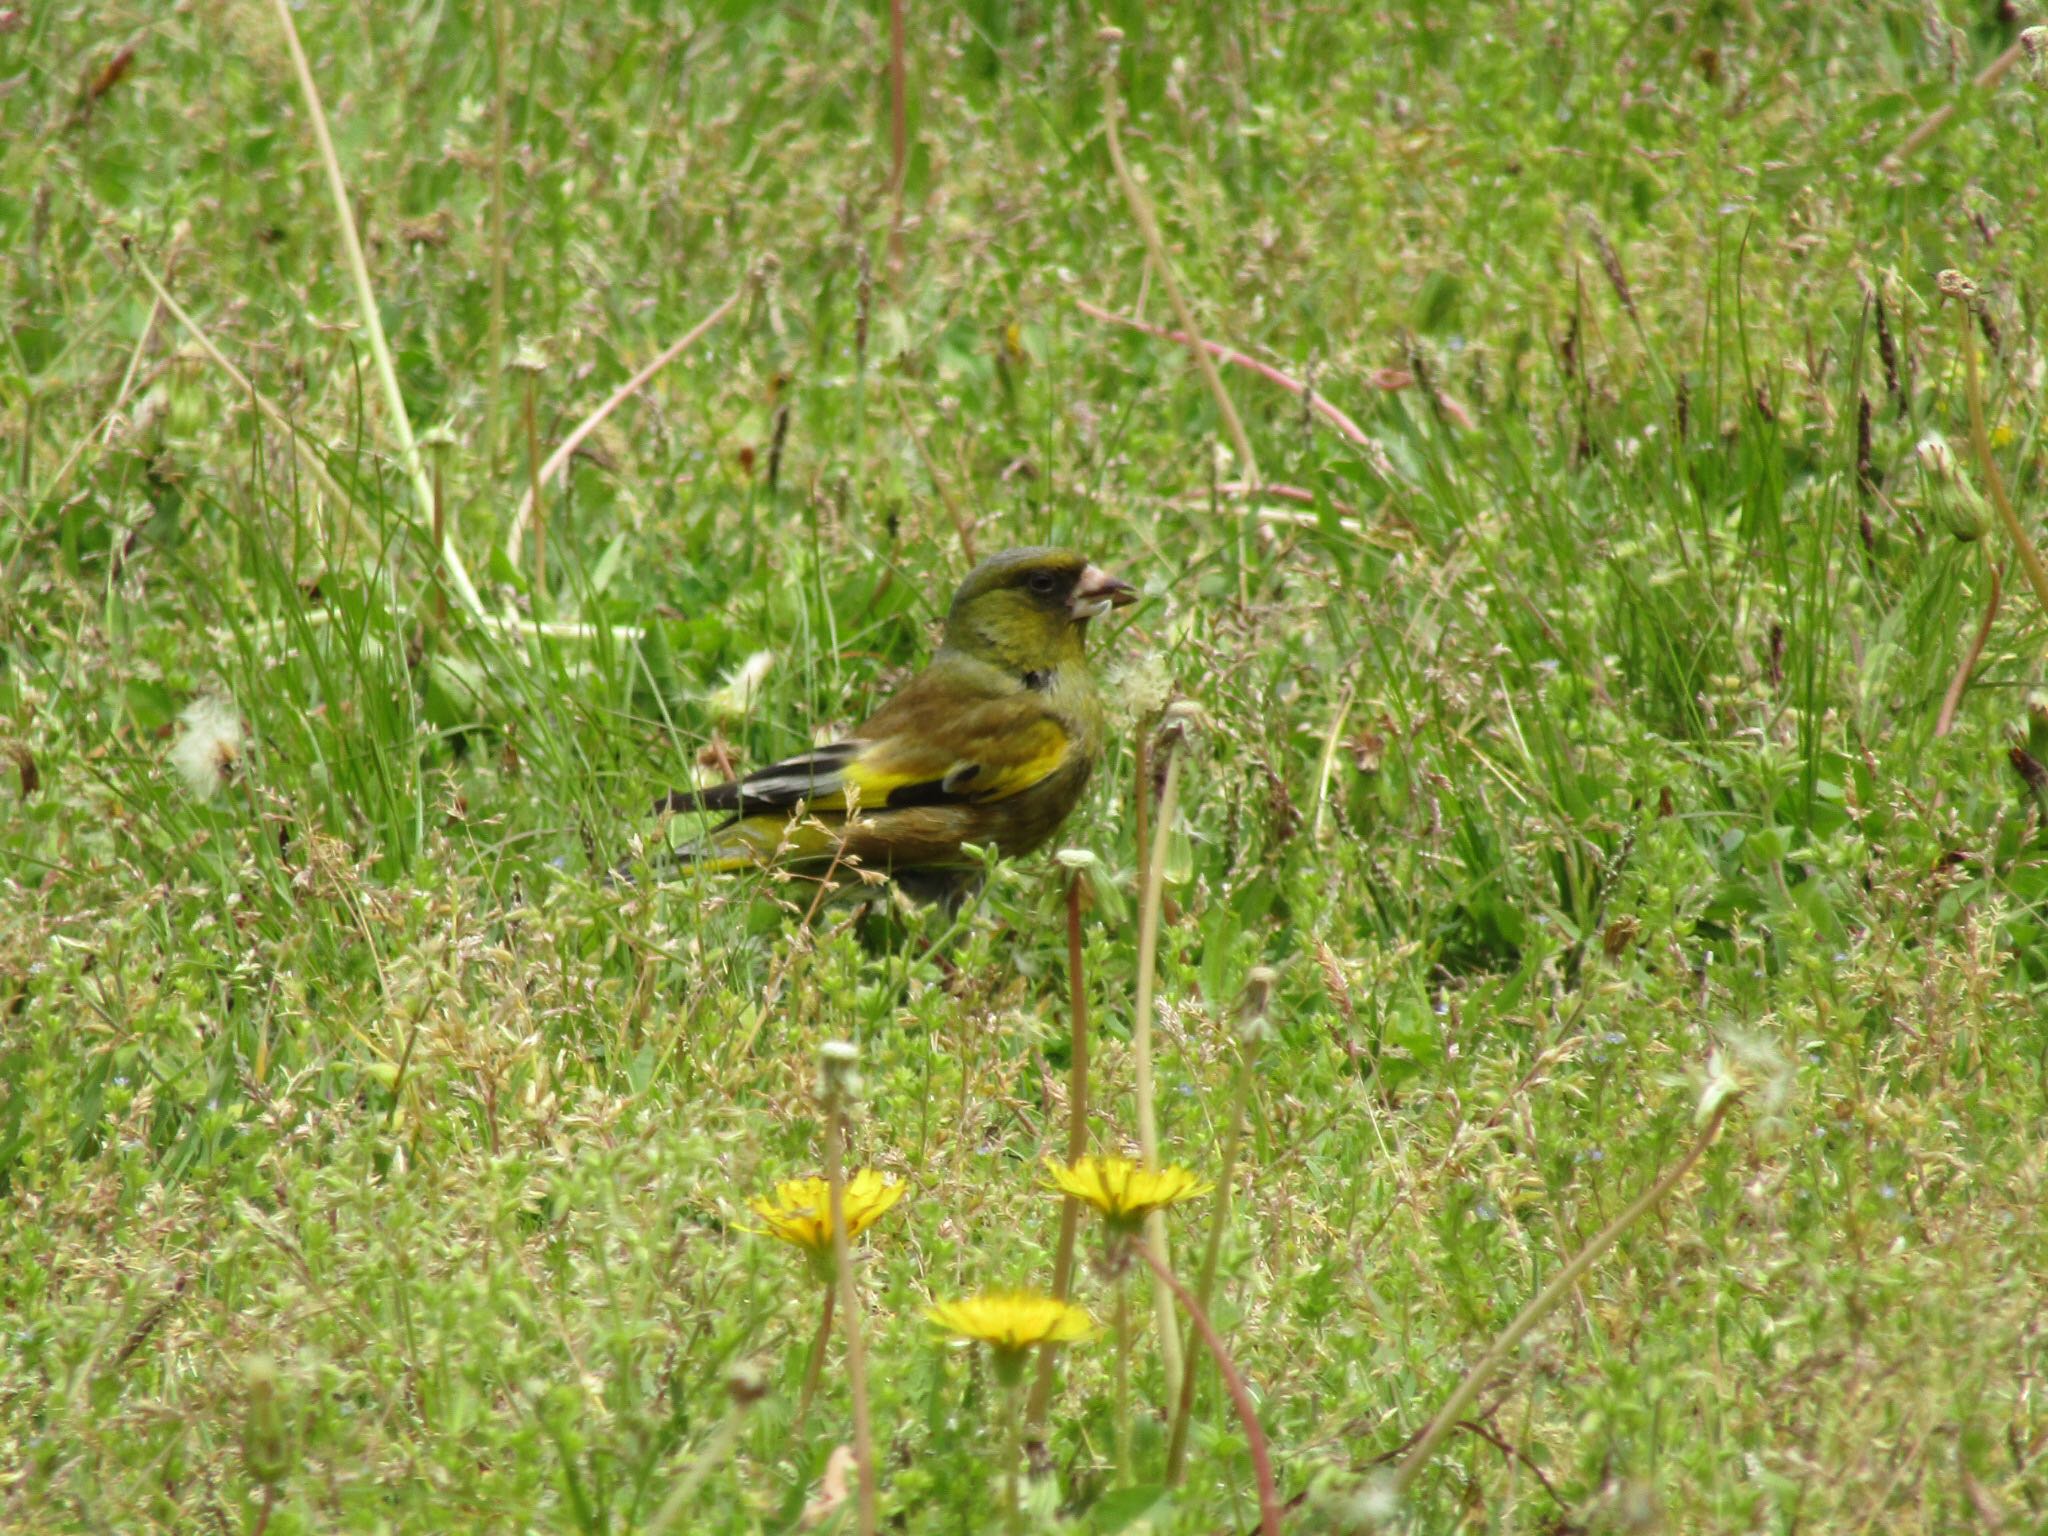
[1311,675,1360,839]
[267,0,487,621]
[1131,1242,1281,1536]
[795,1284,835,1432]
[1075,297,1407,465]
[1393,1099,1735,1498]
[1131,730,1152,904]
[1113,1277,1133,1485]
[39,288,161,510]
[1165,1039,1258,1483]
[886,0,908,275]
[502,289,741,564]
[1132,746,1185,1406]
[1879,38,2029,176]
[1098,44,1260,491]
[126,258,361,536]
[523,373,545,597]
[891,384,975,561]
[642,1388,758,1536]
[1936,562,2001,739]
[485,0,509,476]
[1027,873,1091,1429]
[824,1105,878,1536]
[1960,308,2048,617]
[429,460,448,629]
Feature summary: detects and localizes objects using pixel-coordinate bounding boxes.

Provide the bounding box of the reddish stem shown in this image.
[1131,1242,1281,1536]
[1075,297,1470,450]
[1187,481,1359,517]
[1936,561,2001,739]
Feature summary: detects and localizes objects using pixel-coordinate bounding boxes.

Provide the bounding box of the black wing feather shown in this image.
[653,741,864,818]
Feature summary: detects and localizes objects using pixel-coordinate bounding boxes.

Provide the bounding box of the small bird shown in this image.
[656,547,1137,903]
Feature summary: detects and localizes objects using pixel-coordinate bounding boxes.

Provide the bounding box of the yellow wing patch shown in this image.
[842,714,1071,808]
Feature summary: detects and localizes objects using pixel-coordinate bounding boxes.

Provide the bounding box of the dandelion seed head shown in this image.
[170,696,244,800]
[1103,651,1173,732]
[709,650,776,719]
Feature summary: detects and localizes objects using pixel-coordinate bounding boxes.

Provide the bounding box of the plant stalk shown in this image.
[485,0,510,476]
[500,289,741,564]
[795,1284,835,1432]
[1099,38,1260,491]
[267,0,488,622]
[1131,1240,1280,1536]
[1132,745,1185,1408]
[642,1390,759,1536]
[886,0,908,274]
[1027,872,1091,1429]
[1960,306,2048,617]
[1000,1380,1025,1536]
[1113,1275,1133,1485]
[1165,1036,1260,1483]
[824,1100,878,1534]
[1879,37,2030,175]
[1393,1098,1735,1498]
[523,370,545,598]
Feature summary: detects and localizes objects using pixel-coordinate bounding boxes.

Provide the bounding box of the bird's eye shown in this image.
[1027,571,1059,596]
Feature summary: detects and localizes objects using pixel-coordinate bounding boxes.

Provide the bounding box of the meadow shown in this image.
[5,2,2048,1531]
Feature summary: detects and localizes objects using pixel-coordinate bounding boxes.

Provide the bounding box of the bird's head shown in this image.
[940,547,1137,674]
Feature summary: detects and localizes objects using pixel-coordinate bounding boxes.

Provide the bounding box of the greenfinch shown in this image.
[657,547,1137,902]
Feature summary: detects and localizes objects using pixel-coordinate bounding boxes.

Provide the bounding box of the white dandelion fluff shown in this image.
[170,696,244,800]
[708,649,776,719]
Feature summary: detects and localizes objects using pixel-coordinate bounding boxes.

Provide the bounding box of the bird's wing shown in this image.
[659,680,1076,821]
[844,692,1076,810]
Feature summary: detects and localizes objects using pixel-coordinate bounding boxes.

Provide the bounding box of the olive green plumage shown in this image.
[657,547,1137,902]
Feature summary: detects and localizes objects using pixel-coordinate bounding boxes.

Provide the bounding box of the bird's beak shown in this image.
[1069,564,1138,621]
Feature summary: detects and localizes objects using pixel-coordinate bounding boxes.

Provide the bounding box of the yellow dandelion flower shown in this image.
[930,1290,1092,1385]
[745,1170,903,1277]
[1042,1154,1213,1231]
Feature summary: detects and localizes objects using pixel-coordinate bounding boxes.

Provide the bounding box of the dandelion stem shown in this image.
[1131,730,1152,902]
[1393,1098,1735,1499]
[1027,872,1091,1430]
[1000,1380,1026,1536]
[823,1100,878,1534]
[1131,1241,1280,1536]
[1113,1275,1133,1485]
[643,1382,762,1536]
[796,1284,835,1433]
[1132,743,1185,1409]
[1165,1035,1260,1484]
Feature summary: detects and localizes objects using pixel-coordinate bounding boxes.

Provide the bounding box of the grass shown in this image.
[5,1,2048,1531]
